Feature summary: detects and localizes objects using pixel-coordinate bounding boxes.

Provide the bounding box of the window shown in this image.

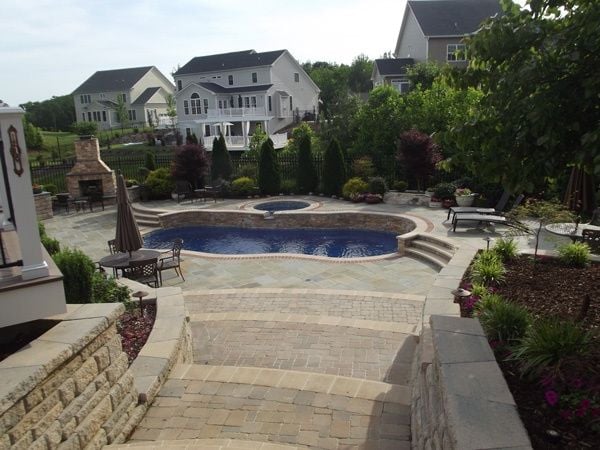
[203,99,208,114]
[204,125,211,137]
[177,80,182,91]
[102,111,107,121]
[82,113,86,121]
[190,93,200,115]
[183,100,189,115]
[99,93,105,99]
[92,111,98,121]
[80,94,91,104]
[87,111,92,121]
[294,73,299,83]
[119,93,127,102]
[391,79,410,94]
[228,75,233,85]
[128,110,136,121]
[185,128,191,136]
[447,44,467,62]
[289,96,293,110]
[218,100,223,109]
[244,97,250,108]
[268,96,272,112]
[252,72,257,83]
[251,96,257,108]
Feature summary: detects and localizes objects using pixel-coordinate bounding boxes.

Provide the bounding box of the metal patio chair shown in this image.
[158,238,184,284]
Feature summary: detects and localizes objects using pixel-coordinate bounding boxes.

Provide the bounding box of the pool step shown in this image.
[405,235,457,270]
[132,204,163,227]
[410,240,454,262]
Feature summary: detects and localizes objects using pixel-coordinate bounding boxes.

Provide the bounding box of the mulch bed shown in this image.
[463,255,600,448]
[116,304,156,364]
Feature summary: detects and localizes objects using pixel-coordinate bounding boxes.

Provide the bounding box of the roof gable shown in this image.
[73,66,154,94]
[409,0,502,36]
[175,50,286,75]
[132,87,162,105]
[374,58,414,76]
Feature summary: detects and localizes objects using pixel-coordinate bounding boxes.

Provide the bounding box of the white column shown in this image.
[263,120,269,134]
[0,107,49,280]
[242,120,248,148]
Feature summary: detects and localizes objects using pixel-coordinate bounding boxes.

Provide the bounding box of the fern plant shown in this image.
[493,238,519,262]
[475,294,530,344]
[558,242,591,268]
[470,250,506,286]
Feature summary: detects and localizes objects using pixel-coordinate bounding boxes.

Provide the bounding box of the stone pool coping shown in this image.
[240,198,322,212]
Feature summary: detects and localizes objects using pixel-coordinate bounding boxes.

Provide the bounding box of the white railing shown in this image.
[158,116,175,127]
[224,136,246,147]
[207,107,268,118]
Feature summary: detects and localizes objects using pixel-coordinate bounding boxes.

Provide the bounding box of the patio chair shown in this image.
[158,238,184,284]
[447,192,524,222]
[107,239,118,254]
[174,180,192,203]
[451,212,527,232]
[122,258,160,288]
[53,193,73,214]
[582,229,600,254]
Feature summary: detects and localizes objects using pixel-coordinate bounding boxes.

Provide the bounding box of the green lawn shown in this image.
[37,128,140,160]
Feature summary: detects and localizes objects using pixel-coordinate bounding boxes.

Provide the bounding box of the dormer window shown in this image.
[118,93,127,103]
[228,75,234,85]
[447,44,467,62]
[294,73,300,83]
[252,72,257,83]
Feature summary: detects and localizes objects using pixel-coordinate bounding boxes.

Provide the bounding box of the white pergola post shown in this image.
[0,106,49,280]
[242,120,249,148]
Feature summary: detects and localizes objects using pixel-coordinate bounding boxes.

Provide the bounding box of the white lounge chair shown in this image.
[447,193,524,222]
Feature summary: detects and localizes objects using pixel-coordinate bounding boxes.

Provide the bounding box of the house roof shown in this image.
[374,58,414,76]
[198,82,273,94]
[73,66,154,94]
[132,87,162,105]
[98,100,118,108]
[409,0,502,36]
[175,50,286,75]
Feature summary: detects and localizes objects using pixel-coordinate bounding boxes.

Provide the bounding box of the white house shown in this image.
[73,66,175,130]
[173,49,320,150]
[394,0,502,67]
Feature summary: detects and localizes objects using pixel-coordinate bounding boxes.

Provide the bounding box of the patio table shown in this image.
[98,249,161,270]
[544,223,600,242]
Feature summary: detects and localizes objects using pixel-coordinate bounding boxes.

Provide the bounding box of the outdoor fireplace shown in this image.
[66,136,115,199]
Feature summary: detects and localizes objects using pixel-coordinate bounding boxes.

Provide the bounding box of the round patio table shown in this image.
[98,249,161,269]
[544,223,600,242]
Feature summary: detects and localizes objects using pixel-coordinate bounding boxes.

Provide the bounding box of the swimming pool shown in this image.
[254,200,310,212]
[144,226,398,257]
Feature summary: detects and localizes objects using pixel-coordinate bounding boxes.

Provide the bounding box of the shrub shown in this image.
[322,138,347,196]
[43,183,58,196]
[257,138,281,195]
[368,177,387,195]
[475,294,530,344]
[470,282,489,297]
[433,182,456,200]
[41,236,61,255]
[71,121,98,136]
[558,242,590,268]
[231,177,257,197]
[237,164,257,180]
[53,248,96,303]
[342,177,369,199]
[296,134,318,194]
[396,129,442,191]
[145,152,156,171]
[280,179,297,194]
[171,143,209,188]
[493,238,519,262]
[511,318,592,377]
[91,272,131,304]
[393,180,408,192]
[470,250,505,285]
[125,179,138,187]
[351,156,375,180]
[211,134,233,182]
[145,168,174,199]
[138,167,150,182]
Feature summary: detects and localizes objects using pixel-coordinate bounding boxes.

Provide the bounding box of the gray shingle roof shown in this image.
[374,58,414,76]
[132,87,161,105]
[197,82,273,94]
[73,66,154,94]
[175,50,286,75]
[98,100,118,108]
[409,0,502,36]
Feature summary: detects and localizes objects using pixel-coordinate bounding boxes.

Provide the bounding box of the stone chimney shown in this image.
[66,137,116,198]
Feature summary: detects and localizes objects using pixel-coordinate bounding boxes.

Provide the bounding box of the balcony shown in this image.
[220,132,287,150]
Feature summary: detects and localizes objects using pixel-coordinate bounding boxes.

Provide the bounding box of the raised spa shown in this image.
[144,226,398,258]
[253,200,311,212]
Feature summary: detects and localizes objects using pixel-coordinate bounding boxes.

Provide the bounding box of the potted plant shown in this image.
[454,188,476,207]
[431,183,455,208]
[32,183,43,194]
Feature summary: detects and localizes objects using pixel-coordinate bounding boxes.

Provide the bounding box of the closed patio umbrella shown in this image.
[564,165,595,214]
[115,174,143,254]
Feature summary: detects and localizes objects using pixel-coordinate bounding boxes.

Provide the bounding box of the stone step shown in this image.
[410,239,454,262]
[126,364,411,448]
[414,233,457,252]
[405,247,448,270]
[137,218,160,227]
[107,438,304,449]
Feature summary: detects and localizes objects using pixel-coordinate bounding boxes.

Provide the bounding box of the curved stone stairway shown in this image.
[112,289,424,449]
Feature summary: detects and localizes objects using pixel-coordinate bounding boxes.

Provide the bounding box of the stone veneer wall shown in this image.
[0,304,143,449]
[33,192,53,220]
[158,210,416,235]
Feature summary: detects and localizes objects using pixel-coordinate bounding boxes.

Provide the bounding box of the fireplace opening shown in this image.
[79,180,102,198]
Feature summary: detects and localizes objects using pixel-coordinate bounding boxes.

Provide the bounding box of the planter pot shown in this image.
[442,198,455,209]
[455,195,475,207]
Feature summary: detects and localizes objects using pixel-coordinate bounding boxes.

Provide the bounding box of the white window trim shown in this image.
[447,44,467,62]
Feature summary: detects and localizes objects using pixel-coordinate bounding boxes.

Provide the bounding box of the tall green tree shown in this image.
[166,94,177,132]
[406,62,443,90]
[211,134,233,182]
[114,95,129,132]
[23,118,44,149]
[322,139,347,196]
[257,138,281,195]
[296,134,318,194]
[451,0,600,194]
[348,54,373,93]
[20,95,76,131]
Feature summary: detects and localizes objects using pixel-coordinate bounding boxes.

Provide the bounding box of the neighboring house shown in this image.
[371,58,414,93]
[72,66,175,130]
[394,0,502,67]
[173,49,320,150]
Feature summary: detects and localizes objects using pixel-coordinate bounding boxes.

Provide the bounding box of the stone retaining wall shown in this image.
[0,304,141,449]
[383,191,430,207]
[34,192,53,220]
[158,210,416,235]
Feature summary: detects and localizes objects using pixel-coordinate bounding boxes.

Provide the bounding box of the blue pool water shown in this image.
[144,226,398,257]
[254,201,310,212]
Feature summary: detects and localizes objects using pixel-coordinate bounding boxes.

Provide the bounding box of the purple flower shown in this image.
[545,390,559,406]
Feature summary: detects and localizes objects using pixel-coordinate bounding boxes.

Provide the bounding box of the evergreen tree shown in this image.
[322,138,347,196]
[257,138,281,195]
[211,134,233,182]
[296,134,318,193]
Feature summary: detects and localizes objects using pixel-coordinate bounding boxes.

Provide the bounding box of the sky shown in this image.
[1,0,408,106]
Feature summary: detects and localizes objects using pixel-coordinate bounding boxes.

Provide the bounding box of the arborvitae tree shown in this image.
[257,138,281,195]
[211,134,233,182]
[296,134,318,193]
[322,138,347,196]
[145,151,156,171]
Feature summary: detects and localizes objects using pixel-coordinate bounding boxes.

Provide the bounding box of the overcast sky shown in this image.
[1,0,407,106]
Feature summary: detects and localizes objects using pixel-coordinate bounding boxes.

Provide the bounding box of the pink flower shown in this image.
[545,390,559,406]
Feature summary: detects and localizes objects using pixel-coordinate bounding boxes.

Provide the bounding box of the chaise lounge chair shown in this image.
[447,192,524,222]
[452,211,527,232]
